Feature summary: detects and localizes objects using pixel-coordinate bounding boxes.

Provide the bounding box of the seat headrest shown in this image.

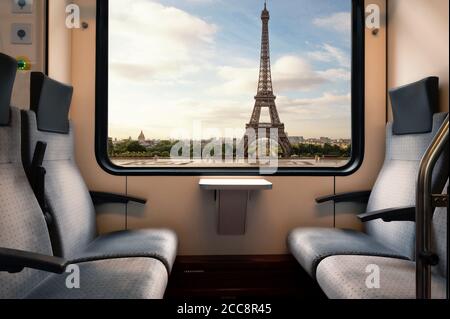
[30,72,73,134]
[0,53,17,126]
[389,77,439,135]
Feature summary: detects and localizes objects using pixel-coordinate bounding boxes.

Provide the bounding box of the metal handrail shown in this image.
[416,114,449,299]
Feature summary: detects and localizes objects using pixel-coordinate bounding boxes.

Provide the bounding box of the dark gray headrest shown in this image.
[30,72,73,134]
[0,53,17,126]
[389,77,439,135]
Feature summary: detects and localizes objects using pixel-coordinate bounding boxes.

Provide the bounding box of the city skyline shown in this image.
[112,131,351,146]
[108,0,352,140]
[108,130,351,141]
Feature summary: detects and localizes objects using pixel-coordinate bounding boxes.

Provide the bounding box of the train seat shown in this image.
[21,72,178,275]
[288,77,449,279]
[0,53,167,299]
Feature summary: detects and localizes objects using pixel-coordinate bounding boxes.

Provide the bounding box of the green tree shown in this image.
[107,138,114,156]
[127,141,147,153]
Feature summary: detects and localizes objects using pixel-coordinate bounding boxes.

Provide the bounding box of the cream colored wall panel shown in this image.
[336,0,387,230]
[127,176,333,256]
[388,0,449,118]
[48,0,72,84]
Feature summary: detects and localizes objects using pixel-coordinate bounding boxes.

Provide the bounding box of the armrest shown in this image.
[358,206,416,223]
[0,248,69,274]
[316,191,372,204]
[90,191,147,206]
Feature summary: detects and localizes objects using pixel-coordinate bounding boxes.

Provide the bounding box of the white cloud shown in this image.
[209,55,331,96]
[109,0,217,81]
[208,65,258,96]
[318,68,351,82]
[313,12,351,34]
[276,92,352,138]
[272,56,327,91]
[308,43,350,68]
[279,92,350,108]
[184,0,215,3]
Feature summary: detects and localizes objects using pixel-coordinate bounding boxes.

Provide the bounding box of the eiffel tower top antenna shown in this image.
[263,0,270,12]
[257,0,273,96]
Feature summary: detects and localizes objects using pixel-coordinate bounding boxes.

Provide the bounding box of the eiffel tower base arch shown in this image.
[244,126,292,159]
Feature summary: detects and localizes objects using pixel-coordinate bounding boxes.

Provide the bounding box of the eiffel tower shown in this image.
[244,1,292,158]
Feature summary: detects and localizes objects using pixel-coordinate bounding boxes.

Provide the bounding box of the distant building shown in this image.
[138,131,146,143]
[288,136,305,145]
[304,138,323,146]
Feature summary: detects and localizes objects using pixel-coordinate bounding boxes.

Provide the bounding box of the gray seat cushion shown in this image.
[316,255,446,299]
[287,228,407,278]
[26,258,168,299]
[70,229,178,274]
[0,108,54,299]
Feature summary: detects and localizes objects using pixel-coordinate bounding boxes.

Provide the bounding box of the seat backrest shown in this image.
[432,180,448,278]
[365,77,449,260]
[22,73,96,259]
[0,53,53,299]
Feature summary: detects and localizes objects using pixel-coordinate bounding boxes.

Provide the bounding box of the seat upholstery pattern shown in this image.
[23,111,97,259]
[0,107,21,164]
[316,255,446,299]
[41,161,97,257]
[288,113,448,279]
[26,258,168,300]
[23,111,177,273]
[287,228,407,278]
[71,229,178,273]
[365,113,449,260]
[0,108,53,299]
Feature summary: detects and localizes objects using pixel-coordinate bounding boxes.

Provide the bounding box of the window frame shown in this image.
[95,0,365,176]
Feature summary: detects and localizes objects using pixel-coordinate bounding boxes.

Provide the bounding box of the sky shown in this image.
[108,0,352,140]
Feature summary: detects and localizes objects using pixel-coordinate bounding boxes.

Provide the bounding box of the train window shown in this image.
[96,0,365,175]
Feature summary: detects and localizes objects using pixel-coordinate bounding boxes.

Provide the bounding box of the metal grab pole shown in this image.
[416,115,449,299]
